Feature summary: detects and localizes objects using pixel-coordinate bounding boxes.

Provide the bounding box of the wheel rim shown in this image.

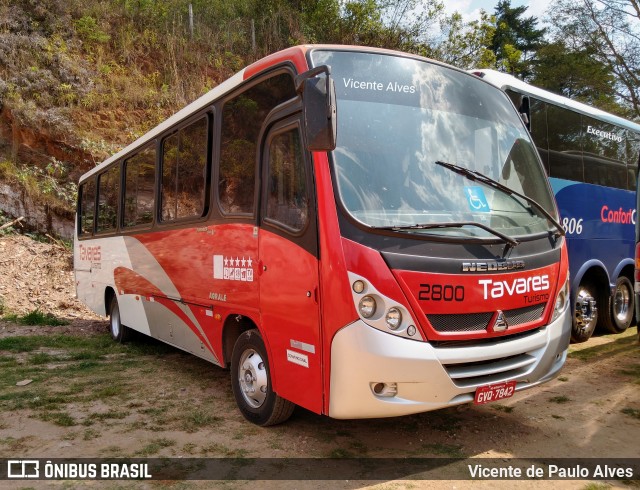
[238,348,268,409]
[613,282,632,324]
[575,287,597,336]
[110,304,120,338]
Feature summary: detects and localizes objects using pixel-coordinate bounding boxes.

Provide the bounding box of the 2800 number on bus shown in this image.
[418,284,465,301]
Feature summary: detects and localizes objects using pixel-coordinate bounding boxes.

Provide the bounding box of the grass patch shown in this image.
[552,414,565,420]
[618,363,640,384]
[621,408,640,420]
[328,448,355,458]
[549,395,571,404]
[136,438,176,456]
[4,309,68,326]
[200,443,247,457]
[492,404,514,413]
[88,410,130,422]
[557,376,569,382]
[180,408,223,433]
[37,411,77,427]
[421,442,465,458]
[568,330,637,361]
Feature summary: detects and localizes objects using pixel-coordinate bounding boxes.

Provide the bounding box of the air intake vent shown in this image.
[427,303,545,333]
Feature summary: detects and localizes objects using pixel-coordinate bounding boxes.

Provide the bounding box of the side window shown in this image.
[96,165,120,233]
[627,132,640,191]
[161,116,208,221]
[219,73,296,215]
[582,116,627,189]
[547,105,583,182]
[265,128,308,231]
[124,145,156,227]
[79,179,96,236]
[529,97,549,173]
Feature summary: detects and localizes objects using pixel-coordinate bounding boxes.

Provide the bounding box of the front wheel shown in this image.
[571,283,598,343]
[109,296,131,343]
[230,329,294,426]
[602,276,634,334]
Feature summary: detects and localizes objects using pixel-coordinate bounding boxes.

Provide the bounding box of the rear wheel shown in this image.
[109,296,131,343]
[571,283,598,343]
[601,276,634,334]
[230,329,294,426]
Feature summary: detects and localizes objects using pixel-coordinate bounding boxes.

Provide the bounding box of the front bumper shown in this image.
[328,303,571,419]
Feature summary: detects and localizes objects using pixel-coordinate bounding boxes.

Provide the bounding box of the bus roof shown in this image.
[471,69,640,133]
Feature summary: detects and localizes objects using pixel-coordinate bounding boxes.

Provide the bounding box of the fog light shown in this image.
[385,307,402,330]
[359,296,376,318]
[352,280,365,294]
[407,325,417,336]
[371,382,398,397]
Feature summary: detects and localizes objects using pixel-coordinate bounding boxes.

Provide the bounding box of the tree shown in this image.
[490,0,546,78]
[531,40,621,112]
[431,10,497,69]
[550,0,640,119]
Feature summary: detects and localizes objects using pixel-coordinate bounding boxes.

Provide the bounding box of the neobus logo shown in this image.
[462,260,525,272]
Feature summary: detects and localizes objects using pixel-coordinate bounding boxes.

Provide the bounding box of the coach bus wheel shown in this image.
[571,284,598,343]
[602,276,634,334]
[109,297,130,343]
[230,329,295,426]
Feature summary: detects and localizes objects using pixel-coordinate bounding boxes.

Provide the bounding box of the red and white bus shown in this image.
[75,45,571,426]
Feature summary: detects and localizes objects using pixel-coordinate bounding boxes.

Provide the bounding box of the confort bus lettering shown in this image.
[75,46,571,427]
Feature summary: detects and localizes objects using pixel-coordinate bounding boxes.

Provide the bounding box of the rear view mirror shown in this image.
[296,66,337,151]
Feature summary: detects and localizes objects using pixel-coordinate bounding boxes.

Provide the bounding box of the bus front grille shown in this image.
[427,303,546,333]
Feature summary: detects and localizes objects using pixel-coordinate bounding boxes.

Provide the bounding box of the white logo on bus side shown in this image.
[586,125,623,143]
[212,255,254,282]
[478,275,550,300]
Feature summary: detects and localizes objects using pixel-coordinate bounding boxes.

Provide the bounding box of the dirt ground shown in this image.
[0,233,639,489]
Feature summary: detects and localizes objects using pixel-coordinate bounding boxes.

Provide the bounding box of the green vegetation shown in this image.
[0,0,638,235]
[621,408,640,420]
[549,395,571,404]
[568,330,639,362]
[3,309,69,326]
[421,442,465,458]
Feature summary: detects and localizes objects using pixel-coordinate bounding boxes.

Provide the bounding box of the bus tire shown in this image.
[571,283,598,343]
[602,276,634,334]
[109,296,131,343]
[230,329,294,426]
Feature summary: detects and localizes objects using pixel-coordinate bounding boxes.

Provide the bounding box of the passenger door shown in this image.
[258,114,323,414]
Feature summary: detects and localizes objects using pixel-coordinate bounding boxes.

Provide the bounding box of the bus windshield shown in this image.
[310,50,557,239]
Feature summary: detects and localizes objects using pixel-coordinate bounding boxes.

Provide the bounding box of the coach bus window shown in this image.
[266,129,308,231]
[582,116,627,189]
[529,97,549,173]
[627,132,640,191]
[219,74,296,215]
[547,105,583,182]
[124,145,156,227]
[79,179,96,236]
[96,165,120,233]
[161,116,208,221]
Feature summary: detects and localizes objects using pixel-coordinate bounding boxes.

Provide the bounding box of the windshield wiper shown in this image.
[434,160,565,239]
[375,221,519,256]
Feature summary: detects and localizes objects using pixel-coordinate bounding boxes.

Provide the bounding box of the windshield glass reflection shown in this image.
[311,50,556,239]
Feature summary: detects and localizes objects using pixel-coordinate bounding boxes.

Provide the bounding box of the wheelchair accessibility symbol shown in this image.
[465,186,490,213]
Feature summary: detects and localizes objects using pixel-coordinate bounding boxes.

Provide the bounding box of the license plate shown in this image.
[474,380,516,404]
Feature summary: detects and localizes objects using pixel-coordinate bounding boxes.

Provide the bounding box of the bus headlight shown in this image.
[385,307,402,330]
[552,277,570,322]
[359,296,377,318]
